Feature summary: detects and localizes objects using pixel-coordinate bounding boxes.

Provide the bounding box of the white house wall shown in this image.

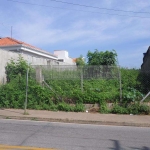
[0,49,59,84]
[54,50,76,65]
[0,49,19,84]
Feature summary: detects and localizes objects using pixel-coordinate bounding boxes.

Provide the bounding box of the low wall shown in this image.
[84,102,150,112]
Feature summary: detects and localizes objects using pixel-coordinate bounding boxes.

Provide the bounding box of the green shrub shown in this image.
[127,103,140,115]
[139,104,150,115]
[74,103,85,112]
[5,55,32,82]
[57,102,74,112]
[99,99,109,114]
[111,102,150,115]
[122,87,143,103]
[121,68,140,90]
[127,103,150,115]
[49,103,58,111]
[111,104,128,114]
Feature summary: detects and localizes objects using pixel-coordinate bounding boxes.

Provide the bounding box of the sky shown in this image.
[0,0,150,68]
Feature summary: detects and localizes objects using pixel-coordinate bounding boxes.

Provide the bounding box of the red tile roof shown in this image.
[0,37,56,57]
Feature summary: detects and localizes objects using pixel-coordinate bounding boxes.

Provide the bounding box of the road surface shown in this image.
[0,119,150,150]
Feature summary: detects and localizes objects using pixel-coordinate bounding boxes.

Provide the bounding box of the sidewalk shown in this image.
[0,109,150,127]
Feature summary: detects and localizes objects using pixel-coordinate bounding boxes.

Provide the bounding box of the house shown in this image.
[54,50,76,65]
[141,46,150,72]
[0,37,76,84]
[0,37,58,65]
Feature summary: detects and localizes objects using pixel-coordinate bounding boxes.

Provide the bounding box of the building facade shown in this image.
[0,37,76,84]
[54,50,76,65]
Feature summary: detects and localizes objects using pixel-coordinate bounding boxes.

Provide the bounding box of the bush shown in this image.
[57,102,85,112]
[74,103,85,112]
[121,68,140,90]
[111,102,150,115]
[111,104,128,114]
[122,87,143,103]
[99,99,109,113]
[139,104,150,115]
[0,78,25,108]
[57,102,74,112]
[127,103,140,115]
[47,78,120,104]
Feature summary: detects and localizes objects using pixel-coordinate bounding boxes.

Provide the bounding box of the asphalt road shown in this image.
[0,119,150,150]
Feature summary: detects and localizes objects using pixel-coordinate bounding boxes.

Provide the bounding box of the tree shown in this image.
[76,55,86,66]
[87,49,117,66]
[5,55,31,82]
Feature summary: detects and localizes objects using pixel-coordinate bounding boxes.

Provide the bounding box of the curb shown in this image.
[0,115,150,127]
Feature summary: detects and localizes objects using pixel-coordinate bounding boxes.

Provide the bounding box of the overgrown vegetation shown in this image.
[87,49,117,65]
[5,56,32,82]
[76,55,86,66]
[0,52,150,115]
[111,103,150,115]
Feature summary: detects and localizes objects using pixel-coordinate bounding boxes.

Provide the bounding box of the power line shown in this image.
[7,0,150,19]
[0,22,11,27]
[49,0,150,14]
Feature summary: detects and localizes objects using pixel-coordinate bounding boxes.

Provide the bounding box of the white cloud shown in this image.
[1,0,150,68]
[7,0,150,45]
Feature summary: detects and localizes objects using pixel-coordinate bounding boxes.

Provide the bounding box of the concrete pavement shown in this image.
[0,109,150,127]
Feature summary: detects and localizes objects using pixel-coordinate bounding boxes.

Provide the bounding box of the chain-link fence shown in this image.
[3,63,150,103]
[32,65,120,79]
[138,71,150,102]
[30,65,122,102]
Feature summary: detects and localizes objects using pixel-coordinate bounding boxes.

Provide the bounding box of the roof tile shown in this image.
[0,37,56,57]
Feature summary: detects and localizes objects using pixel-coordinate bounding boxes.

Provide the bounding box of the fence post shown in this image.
[36,66,43,84]
[24,67,29,114]
[118,66,122,102]
[80,67,83,92]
